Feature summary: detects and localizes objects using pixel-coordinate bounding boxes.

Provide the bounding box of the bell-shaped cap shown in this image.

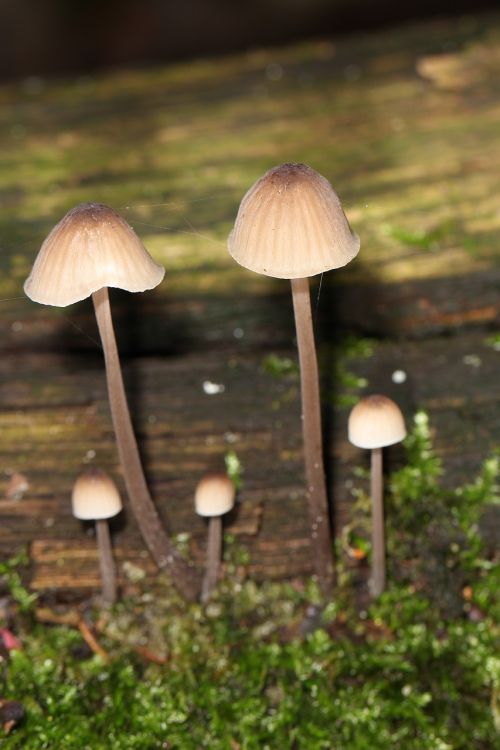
[194,473,235,518]
[228,163,360,279]
[24,202,165,307]
[348,394,407,450]
[72,467,123,520]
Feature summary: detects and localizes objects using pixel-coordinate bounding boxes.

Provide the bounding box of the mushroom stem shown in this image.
[201,516,222,603]
[370,446,385,597]
[95,519,117,605]
[92,287,198,599]
[290,276,334,594]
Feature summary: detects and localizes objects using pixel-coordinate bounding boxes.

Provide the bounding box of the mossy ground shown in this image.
[0,414,498,749]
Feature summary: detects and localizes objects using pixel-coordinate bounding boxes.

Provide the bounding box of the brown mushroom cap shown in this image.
[194,473,235,517]
[348,394,407,449]
[24,202,165,307]
[228,163,360,279]
[72,467,123,520]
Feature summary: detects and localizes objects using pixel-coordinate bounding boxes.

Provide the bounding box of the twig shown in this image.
[78,618,110,662]
[133,645,169,665]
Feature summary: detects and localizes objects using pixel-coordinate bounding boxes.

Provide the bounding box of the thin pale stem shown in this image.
[290,276,334,595]
[201,515,222,603]
[95,519,117,605]
[92,287,198,600]
[370,446,385,597]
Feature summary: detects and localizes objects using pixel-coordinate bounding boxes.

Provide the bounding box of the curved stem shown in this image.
[291,277,334,595]
[370,446,385,597]
[92,287,198,600]
[95,519,117,605]
[201,516,222,603]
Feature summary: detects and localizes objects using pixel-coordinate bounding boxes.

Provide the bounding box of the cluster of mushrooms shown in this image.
[23,163,407,605]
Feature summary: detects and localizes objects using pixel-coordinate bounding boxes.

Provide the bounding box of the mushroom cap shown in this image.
[24,202,165,307]
[348,394,407,449]
[228,163,360,279]
[72,467,123,520]
[194,473,235,517]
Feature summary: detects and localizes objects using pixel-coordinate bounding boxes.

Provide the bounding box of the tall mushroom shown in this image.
[348,394,407,597]
[228,163,360,594]
[72,467,122,605]
[24,202,198,599]
[194,473,235,603]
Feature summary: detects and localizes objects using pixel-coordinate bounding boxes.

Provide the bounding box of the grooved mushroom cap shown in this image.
[228,163,360,279]
[348,395,407,449]
[194,474,235,517]
[24,202,165,307]
[72,467,123,520]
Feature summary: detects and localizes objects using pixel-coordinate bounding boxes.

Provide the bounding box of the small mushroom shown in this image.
[228,163,360,594]
[24,203,198,599]
[72,467,123,604]
[194,473,235,603]
[348,394,406,597]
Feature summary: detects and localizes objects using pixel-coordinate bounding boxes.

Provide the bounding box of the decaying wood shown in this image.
[0,327,494,594]
[0,13,499,595]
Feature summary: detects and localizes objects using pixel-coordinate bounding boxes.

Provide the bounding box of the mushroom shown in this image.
[194,473,235,602]
[72,467,123,604]
[228,163,360,594]
[347,394,407,597]
[24,203,197,598]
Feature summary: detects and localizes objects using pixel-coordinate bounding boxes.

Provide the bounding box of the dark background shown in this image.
[0,0,498,79]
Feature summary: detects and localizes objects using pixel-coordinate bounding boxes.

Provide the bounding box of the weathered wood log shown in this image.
[0,16,499,355]
[1,266,498,356]
[0,13,499,595]
[0,328,497,593]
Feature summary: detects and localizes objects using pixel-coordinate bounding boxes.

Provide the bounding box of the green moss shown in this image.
[224,450,244,491]
[2,599,498,748]
[484,332,500,351]
[0,553,38,613]
[322,336,374,408]
[384,221,458,252]
[261,354,299,378]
